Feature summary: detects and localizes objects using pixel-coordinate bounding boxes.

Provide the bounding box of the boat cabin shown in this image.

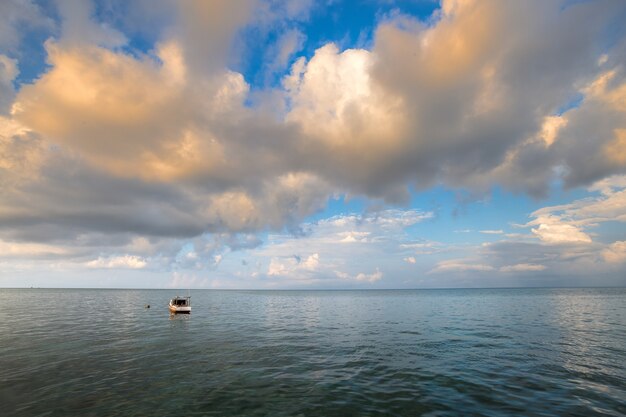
[172,297,190,306]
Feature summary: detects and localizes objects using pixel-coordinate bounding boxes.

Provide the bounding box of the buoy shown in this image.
[145,304,150,309]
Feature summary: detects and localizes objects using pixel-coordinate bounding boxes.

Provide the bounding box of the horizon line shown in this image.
[3,286,625,291]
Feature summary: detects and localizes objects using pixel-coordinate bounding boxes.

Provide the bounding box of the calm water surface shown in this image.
[1,288,625,416]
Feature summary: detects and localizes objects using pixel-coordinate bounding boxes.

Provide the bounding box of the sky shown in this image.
[1,0,626,289]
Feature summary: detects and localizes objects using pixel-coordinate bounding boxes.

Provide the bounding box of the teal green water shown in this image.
[1,288,625,416]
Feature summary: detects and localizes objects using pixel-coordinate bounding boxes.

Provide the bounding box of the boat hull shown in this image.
[169,305,191,314]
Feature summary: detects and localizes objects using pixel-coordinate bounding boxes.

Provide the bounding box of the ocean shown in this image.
[1,288,624,416]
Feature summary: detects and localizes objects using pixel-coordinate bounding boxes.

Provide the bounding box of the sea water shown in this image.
[1,288,624,416]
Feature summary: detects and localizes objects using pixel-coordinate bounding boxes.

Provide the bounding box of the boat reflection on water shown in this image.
[169,311,191,321]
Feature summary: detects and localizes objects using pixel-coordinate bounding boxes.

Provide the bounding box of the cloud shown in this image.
[427,177,626,283]
[400,241,442,255]
[369,0,626,196]
[339,231,370,243]
[429,259,495,274]
[0,239,70,258]
[480,229,503,234]
[86,255,147,269]
[276,29,306,67]
[602,241,626,263]
[255,209,431,284]
[0,0,53,52]
[13,40,213,179]
[0,116,44,197]
[355,269,383,283]
[268,253,320,277]
[556,66,626,187]
[175,0,257,74]
[5,35,333,242]
[5,1,626,243]
[284,42,410,200]
[539,115,567,147]
[530,222,592,244]
[0,55,18,114]
[404,256,416,264]
[526,175,626,244]
[56,0,127,48]
[336,268,383,283]
[265,28,306,75]
[500,263,546,273]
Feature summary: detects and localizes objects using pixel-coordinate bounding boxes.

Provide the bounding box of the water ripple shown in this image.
[1,288,625,416]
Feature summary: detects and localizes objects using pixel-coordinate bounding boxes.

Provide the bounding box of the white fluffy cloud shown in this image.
[336,269,383,283]
[530,223,592,245]
[284,43,410,199]
[86,255,147,269]
[526,175,626,244]
[268,253,320,277]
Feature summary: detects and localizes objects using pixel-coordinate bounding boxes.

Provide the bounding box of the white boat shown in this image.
[169,296,191,314]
